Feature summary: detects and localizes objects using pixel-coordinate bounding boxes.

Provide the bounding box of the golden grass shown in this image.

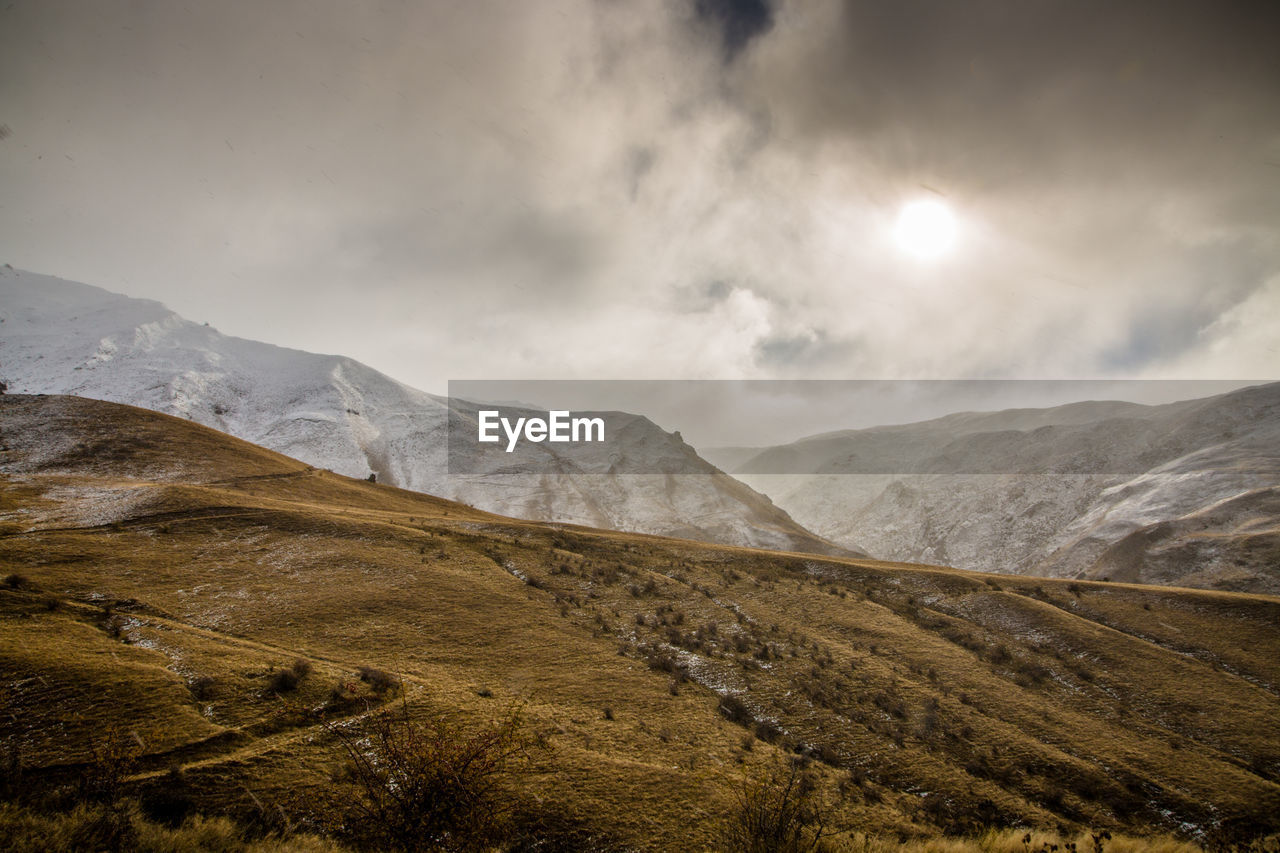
[840,828,1204,853]
[0,800,344,852]
[2,394,1279,850]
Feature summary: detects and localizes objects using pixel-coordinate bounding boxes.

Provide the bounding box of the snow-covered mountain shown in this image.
[706,384,1280,593]
[0,267,848,556]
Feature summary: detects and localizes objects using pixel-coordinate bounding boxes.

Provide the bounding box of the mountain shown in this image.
[0,266,847,556]
[2,394,1278,848]
[706,384,1280,593]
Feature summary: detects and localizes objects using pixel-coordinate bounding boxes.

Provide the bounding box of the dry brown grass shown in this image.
[0,800,343,852]
[2,394,1279,850]
[829,828,1203,853]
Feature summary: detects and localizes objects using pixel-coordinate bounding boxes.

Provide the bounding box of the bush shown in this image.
[140,765,194,826]
[357,666,400,694]
[266,669,301,694]
[754,720,783,744]
[1,741,21,802]
[721,757,836,853]
[321,699,540,852]
[77,725,142,806]
[329,679,360,706]
[643,646,689,682]
[719,694,754,726]
[188,675,217,701]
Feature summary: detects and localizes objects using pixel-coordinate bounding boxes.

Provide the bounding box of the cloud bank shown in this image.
[2,0,1277,389]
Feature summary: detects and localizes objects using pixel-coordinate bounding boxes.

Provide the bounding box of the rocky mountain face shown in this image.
[707,384,1280,593]
[0,267,847,556]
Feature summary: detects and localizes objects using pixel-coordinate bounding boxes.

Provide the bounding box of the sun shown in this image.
[894,199,957,259]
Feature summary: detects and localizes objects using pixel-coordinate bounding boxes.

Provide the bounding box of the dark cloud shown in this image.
[745,1,1280,188]
[626,146,657,202]
[673,280,735,313]
[695,0,775,61]
[753,328,845,370]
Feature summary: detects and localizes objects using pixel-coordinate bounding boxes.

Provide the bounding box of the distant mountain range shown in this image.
[706,383,1280,593]
[7,266,1275,591]
[0,267,848,556]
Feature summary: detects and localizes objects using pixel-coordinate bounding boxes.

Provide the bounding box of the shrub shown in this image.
[643,646,689,682]
[1,740,21,801]
[188,675,217,701]
[871,691,906,719]
[329,680,360,705]
[720,757,835,853]
[754,720,783,744]
[77,725,142,807]
[2,574,31,590]
[266,669,301,694]
[987,643,1013,665]
[719,694,754,726]
[357,666,400,694]
[321,699,540,852]
[140,765,194,826]
[1013,658,1052,686]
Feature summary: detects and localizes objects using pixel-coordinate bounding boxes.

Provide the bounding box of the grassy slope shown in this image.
[1,394,1278,850]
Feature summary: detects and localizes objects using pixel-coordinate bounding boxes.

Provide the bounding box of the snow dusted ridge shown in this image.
[707,383,1280,593]
[0,267,846,555]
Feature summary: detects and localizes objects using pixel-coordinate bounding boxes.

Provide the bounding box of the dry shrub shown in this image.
[321,698,541,852]
[356,665,399,694]
[266,668,301,694]
[721,757,837,853]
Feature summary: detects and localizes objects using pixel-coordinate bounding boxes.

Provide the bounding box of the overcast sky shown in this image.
[2,0,1278,393]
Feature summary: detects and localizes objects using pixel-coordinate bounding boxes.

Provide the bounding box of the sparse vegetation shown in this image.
[3,394,1280,850]
[719,694,755,726]
[188,674,217,701]
[266,669,301,694]
[319,699,540,852]
[721,757,836,853]
[356,666,399,694]
[0,800,342,852]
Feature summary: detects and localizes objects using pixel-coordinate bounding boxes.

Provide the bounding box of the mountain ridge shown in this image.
[707,382,1280,592]
[0,266,850,557]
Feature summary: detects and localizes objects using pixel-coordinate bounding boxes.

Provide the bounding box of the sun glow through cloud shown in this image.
[895,199,958,260]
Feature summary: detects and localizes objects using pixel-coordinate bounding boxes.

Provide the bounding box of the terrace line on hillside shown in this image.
[478,409,605,452]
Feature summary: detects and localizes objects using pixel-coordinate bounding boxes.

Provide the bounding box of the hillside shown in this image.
[707,383,1280,593]
[2,394,1279,849]
[0,266,844,556]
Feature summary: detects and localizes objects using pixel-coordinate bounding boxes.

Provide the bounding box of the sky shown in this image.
[2,0,1278,394]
